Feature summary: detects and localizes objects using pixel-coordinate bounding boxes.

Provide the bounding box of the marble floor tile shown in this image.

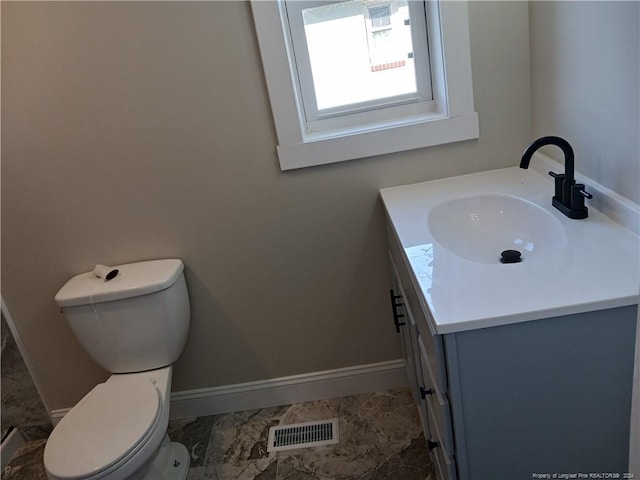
[1,388,431,480]
[205,457,277,480]
[187,466,208,480]
[1,314,51,436]
[168,415,217,467]
[204,406,288,466]
[358,436,433,480]
[1,439,48,480]
[273,389,428,480]
[200,405,287,479]
[19,423,53,442]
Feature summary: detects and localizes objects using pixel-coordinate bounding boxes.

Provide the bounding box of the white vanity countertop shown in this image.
[380,166,640,334]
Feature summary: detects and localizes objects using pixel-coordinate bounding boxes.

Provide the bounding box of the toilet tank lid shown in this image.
[55,259,184,307]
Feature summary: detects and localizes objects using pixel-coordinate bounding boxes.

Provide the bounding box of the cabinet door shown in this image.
[386,223,448,395]
[389,252,421,403]
[415,316,448,396]
[406,322,431,439]
[429,435,458,480]
[389,251,432,440]
[418,337,455,457]
[387,225,458,480]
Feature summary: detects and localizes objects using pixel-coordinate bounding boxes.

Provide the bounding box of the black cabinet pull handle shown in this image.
[427,439,440,452]
[389,289,406,333]
[419,386,434,399]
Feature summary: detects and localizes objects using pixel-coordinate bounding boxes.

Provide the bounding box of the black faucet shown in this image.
[520,136,592,219]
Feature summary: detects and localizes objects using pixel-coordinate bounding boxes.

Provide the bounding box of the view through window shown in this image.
[294,0,426,116]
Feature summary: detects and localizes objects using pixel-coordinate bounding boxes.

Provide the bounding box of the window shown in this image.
[369,5,391,28]
[286,0,431,127]
[252,0,478,171]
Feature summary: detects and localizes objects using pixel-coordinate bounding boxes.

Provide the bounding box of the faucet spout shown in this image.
[519,136,590,219]
[520,136,574,187]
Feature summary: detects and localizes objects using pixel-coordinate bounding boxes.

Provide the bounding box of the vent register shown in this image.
[267,419,339,452]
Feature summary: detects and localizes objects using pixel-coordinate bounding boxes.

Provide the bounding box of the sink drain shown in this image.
[500,250,522,264]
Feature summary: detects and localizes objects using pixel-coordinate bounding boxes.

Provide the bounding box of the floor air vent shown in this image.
[267,418,339,452]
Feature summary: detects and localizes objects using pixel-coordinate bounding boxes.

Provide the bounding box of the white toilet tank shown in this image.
[55,259,190,373]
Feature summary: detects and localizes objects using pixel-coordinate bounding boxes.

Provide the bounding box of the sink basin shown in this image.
[427,194,566,263]
[381,166,639,333]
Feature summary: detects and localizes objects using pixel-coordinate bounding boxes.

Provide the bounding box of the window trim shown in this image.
[251,0,479,171]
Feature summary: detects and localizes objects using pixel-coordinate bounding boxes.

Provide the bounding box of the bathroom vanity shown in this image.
[380,166,639,480]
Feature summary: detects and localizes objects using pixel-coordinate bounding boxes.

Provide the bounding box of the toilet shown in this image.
[44,259,191,480]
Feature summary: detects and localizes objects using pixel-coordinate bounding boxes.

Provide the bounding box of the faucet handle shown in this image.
[548,171,565,200]
[569,183,591,218]
[575,184,593,199]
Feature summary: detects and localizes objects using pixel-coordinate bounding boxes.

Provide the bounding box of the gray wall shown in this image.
[530,1,639,204]
[1,1,531,411]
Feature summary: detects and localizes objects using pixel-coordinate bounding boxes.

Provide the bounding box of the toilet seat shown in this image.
[44,377,161,480]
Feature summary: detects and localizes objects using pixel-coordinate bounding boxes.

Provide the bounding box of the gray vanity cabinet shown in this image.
[389,226,458,480]
[387,224,638,480]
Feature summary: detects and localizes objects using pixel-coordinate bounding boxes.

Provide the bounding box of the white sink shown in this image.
[380,167,639,334]
[427,194,567,263]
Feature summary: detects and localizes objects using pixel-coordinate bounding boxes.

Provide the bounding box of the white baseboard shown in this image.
[1,428,25,470]
[49,360,409,423]
[50,409,69,425]
[169,359,408,420]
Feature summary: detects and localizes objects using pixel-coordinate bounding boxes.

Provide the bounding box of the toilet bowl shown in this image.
[44,259,191,480]
[44,367,189,480]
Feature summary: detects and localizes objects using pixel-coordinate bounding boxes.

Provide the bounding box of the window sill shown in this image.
[252,0,478,171]
[276,111,479,171]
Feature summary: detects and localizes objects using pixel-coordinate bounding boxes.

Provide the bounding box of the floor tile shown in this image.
[1,439,47,480]
[168,415,217,467]
[205,457,277,480]
[358,436,434,480]
[204,406,287,467]
[1,314,50,437]
[273,389,427,480]
[0,388,431,480]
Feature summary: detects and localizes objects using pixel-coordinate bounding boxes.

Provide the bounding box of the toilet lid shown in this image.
[44,378,161,480]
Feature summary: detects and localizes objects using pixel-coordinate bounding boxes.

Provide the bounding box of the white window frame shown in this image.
[252,0,479,171]
[285,0,433,127]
